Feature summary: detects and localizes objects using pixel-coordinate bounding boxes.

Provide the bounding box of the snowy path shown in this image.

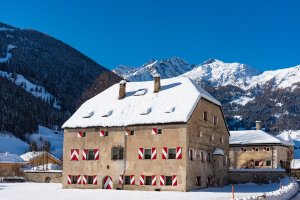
[0,181,293,200]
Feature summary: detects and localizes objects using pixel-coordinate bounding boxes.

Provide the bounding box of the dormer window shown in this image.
[165,107,175,113]
[83,111,94,118]
[134,89,147,96]
[101,110,113,117]
[140,107,151,115]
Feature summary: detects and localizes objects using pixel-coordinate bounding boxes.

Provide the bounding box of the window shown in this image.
[189,148,194,161]
[208,153,212,163]
[241,148,247,152]
[87,149,95,160]
[105,131,109,136]
[201,151,204,162]
[266,147,270,151]
[255,148,259,152]
[130,130,135,135]
[203,111,208,121]
[87,176,94,184]
[145,176,152,185]
[81,132,86,137]
[266,160,271,166]
[168,148,176,159]
[165,176,173,186]
[211,134,214,141]
[196,176,201,186]
[71,175,77,184]
[254,161,260,166]
[213,116,218,125]
[198,131,203,137]
[144,149,152,159]
[111,146,124,160]
[124,176,131,185]
[196,150,201,160]
[157,129,162,134]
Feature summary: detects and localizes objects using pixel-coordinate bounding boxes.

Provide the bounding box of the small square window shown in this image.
[254,161,259,166]
[105,131,109,136]
[87,176,94,184]
[144,149,152,159]
[255,148,259,152]
[145,176,152,185]
[189,148,194,161]
[130,130,135,135]
[157,129,162,134]
[213,116,218,125]
[124,176,131,185]
[168,148,176,159]
[201,151,204,162]
[165,176,172,186]
[87,149,95,160]
[266,147,270,151]
[266,160,271,166]
[111,147,124,160]
[71,175,77,184]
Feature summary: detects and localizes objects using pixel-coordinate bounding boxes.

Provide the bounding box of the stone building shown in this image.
[0,152,27,177]
[62,77,229,191]
[229,122,294,183]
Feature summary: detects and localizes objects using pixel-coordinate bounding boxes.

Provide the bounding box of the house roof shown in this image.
[0,152,27,164]
[62,77,221,128]
[20,151,62,164]
[229,130,294,146]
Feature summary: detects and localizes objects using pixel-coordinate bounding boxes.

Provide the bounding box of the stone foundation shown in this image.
[23,171,62,183]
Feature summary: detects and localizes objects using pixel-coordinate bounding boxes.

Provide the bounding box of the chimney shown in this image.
[256,121,261,130]
[153,75,161,93]
[118,80,126,99]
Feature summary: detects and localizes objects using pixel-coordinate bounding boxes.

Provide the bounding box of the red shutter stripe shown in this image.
[94,149,99,160]
[82,175,87,185]
[152,128,158,135]
[172,175,177,186]
[176,147,182,159]
[77,131,83,137]
[77,175,82,184]
[152,175,156,186]
[162,147,168,159]
[93,175,97,185]
[138,148,144,159]
[160,175,165,186]
[67,175,72,184]
[99,130,105,137]
[82,149,87,160]
[140,175,145,185]
[71,149,79,161]
[151,148,157,160]
[130,175,135,185]
[119,175,123,185]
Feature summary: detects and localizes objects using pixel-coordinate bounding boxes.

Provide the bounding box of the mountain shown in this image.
[114,57,300,132]
[0,22,121,140]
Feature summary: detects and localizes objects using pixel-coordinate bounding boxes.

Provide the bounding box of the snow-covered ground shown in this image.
[0,178,297,200]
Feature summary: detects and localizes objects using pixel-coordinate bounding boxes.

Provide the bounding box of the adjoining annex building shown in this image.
[62,76,229,191]
[229,121,294,184]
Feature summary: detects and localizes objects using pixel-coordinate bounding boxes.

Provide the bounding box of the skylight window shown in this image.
[83,111,94,118]
[140,107,152,115]
[134,89,147,96]
[101,110,113,117]
[165,106,175,113]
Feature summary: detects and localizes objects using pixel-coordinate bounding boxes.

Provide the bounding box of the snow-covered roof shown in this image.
[212,148,224,156]
[291,159,300,169]
[276,132,295,146]
[62,77,221,128]
[230,130,294,146]
[20,151,61,164]
[0,152,27,164]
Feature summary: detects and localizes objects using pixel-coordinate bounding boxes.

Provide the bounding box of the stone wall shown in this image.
[23,171,62,183]
[228,170,286,184]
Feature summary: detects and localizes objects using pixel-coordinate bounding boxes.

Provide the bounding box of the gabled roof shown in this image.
[20,151,62,164]
[229,130,294,146]
[62,77,221,128]
[0,152,26,164]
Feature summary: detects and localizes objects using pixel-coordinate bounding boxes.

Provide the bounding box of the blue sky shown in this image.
[1,0,299,70]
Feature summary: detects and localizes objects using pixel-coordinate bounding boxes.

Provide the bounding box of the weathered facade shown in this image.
[62,77,229,191]
[229,123,294,183]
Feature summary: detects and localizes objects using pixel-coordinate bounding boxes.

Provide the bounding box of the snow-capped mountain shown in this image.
[114,57,300,132]
[113,56,194,81]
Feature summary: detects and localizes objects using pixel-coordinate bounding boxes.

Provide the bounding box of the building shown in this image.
[229,122,294,183]
[20,151,62,183]
[0,152,27,177]
[20,151,62,169]
[291,159,300,179]
[62,76,229,191]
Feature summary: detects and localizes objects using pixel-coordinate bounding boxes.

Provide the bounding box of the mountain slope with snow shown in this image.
[114,57,300,132]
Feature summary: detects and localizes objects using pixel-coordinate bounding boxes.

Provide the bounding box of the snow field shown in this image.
[0,178,298,200]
